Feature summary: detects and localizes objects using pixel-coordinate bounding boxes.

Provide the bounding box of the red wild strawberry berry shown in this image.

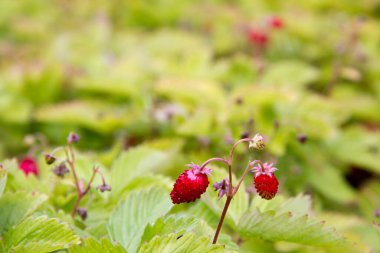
[247,28,269,47]
[268,16,284,29]
[19,157,39,176]
[254,173,278,200]
[170,164,211,204]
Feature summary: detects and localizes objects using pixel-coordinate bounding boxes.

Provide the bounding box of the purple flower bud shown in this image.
[213,179,229,199]
[240,131,250,139]
[44,153,56,165]
[52,163,69,178]
[97,184,112,192]
[77,208,87,220]
[67,132,80,143]
[297,134,308,144]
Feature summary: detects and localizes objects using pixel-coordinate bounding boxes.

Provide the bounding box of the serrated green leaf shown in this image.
[141,215,200,244]
[141,214,238,252]
[68,237,126,253]
[187,201,219,227]
[238,209,346,247]
[138,233,225,253]
[0,191,48,235]
[110,146,170,195]
[108,187,173,253]
[3,215,80,252]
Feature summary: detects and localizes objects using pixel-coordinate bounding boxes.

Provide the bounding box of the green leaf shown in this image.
[3,215,80,252]
[33,100,131,133]
[201,167,249,228]
[141,215,239,252]
[154,78,225,110]
[138,233,225,253]
[69,237,126,253]
[250,194,312,216]
[238,209,346,247]
[177,109,213,136]
[308,165,356,203]
[0,164,6,196]
[141,215,201,244]
[0,191,48,235]
[260,60,319,88]
[108,187,173,253]
[110,146,170,195]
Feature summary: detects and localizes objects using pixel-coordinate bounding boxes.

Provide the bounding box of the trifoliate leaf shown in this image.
[108,187,173,253]
[3,215,80,252]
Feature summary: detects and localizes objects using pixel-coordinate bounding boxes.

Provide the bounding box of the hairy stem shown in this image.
[229,138,252,165]
[211,138,256,243]
[199,157,230,171]
[71,167,99,218]
[233,162,254,195]
[212,196,232,244]
[65,146,80,195]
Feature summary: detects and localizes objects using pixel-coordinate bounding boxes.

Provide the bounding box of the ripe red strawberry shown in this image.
[268,16,284,29]
[19,157,39,176]
[247,28,269,47]
[254,173,278,200]
[170,164,210,204]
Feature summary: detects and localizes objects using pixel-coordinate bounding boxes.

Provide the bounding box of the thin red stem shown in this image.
[212,196,232,244]
[199,157,230,171]
[229,138,252,163]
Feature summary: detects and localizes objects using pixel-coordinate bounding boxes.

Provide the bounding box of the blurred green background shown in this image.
[1,0,380,251]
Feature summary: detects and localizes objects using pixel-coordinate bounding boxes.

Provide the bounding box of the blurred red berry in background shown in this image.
[19,157,39,176]
[268,16,284,29]
[247,28,269,47]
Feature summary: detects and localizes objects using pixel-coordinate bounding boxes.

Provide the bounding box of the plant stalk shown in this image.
[212,196,232,244]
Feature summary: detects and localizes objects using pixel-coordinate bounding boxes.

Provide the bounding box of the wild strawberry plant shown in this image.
[0,132,350,252]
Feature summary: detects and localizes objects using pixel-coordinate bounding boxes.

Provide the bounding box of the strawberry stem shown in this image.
[199,157,230,171]
[212,196,232,244]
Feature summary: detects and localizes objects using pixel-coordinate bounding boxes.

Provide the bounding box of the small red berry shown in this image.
[268,16,284,29]
[247,29,269,47]
[254,173,278,200]
[19,157,39,176]
[170,165,210,204]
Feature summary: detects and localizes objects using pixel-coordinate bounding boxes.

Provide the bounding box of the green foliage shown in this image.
[3,215,80,252]
[0,191,47,235]
[109,146,172,195]
[238,195,347,247]
[108,187,173,252]
[68,237,126,253]
[0,0,379,252]
[138,233,225,253]
[239,210,345,247]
